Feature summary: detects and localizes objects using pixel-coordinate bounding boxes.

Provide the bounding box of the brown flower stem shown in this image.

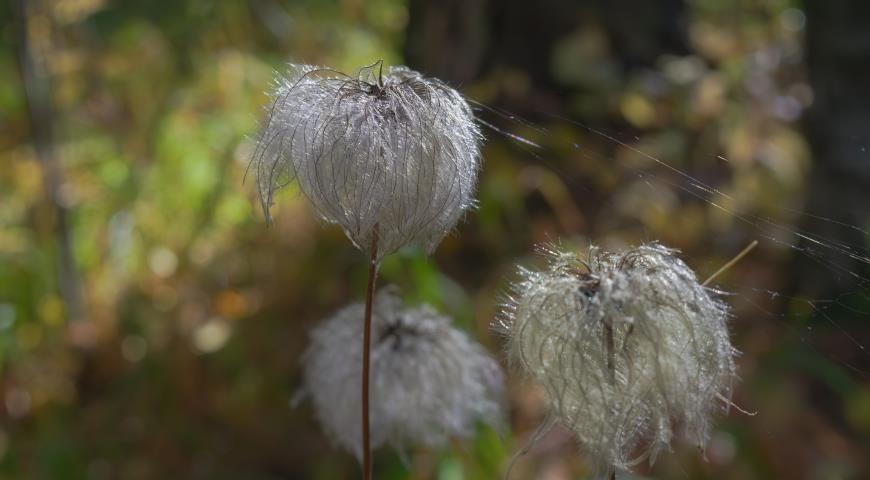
[703,240,758,286]
[605,322,615,480]
[604,321,615,383]
[362,224,380,480]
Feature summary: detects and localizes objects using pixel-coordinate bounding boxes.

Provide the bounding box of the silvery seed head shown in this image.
[300,286,504,460]
[252,62,482,259]
[499,243,737,470]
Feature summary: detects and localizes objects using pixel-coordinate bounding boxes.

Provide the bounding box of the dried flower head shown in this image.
[300,287,504,460]
[252,62,482,259]
[499,243,737,470]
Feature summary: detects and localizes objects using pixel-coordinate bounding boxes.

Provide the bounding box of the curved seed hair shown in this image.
[252,62,482,259]
[499,243,738,471]
[301,287,504,460]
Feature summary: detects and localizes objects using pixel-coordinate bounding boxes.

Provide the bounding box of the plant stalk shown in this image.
[703,240,758,286]
[362,225,380,480]
[605,321,616,480]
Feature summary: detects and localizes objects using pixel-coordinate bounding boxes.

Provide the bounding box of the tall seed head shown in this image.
[499,243,738,470]
[301,287,504,460]
[252,63,482,259]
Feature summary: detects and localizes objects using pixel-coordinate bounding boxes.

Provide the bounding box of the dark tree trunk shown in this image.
[404,0,688,92]
[798,1,870,297]
[14,0,86,323]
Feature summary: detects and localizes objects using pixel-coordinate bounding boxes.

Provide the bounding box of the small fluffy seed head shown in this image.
[499,243,737,470]
[252,62,482,259]
[301,287,504,460]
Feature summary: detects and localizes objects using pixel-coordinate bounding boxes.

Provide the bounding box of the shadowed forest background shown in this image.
[1,0,869,479]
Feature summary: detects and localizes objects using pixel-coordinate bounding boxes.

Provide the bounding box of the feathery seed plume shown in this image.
[499,243,737,471]
[301,287,504,460]
[252,62,482,258]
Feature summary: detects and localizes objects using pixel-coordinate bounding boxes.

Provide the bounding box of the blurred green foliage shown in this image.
[0,0,868,479]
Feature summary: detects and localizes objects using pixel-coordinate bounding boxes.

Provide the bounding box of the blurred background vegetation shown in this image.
[1,0,869,478]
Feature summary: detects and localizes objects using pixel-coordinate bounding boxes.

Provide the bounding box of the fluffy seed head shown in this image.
[499,243,737,470]
[301,287,504,460]
[252,62,482,259]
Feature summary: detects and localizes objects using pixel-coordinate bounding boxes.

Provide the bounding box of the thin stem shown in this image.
[703,240,758,286]
[604,320,615,383]
[604,321,616,480]
[362,225,380,480]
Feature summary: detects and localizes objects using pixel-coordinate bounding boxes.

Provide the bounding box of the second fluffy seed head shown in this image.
[500,243,738,470]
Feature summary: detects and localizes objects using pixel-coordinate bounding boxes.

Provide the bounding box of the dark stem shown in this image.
[376,59,384,87]
[604,321,616,480]
[362,225,380,480]
[604,320,615,383]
